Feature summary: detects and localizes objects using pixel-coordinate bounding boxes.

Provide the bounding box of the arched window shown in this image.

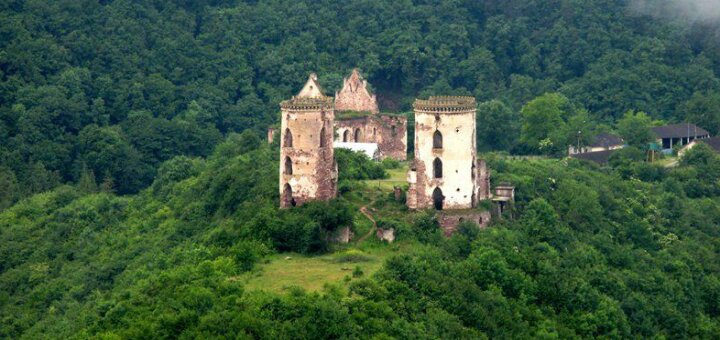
[433,130,442,149]
[354,128,362,142]
[433,157,443,178]
[432,187,444,210]
[282,183,295,207]
[343,130,350,142]
[391,125,397,136]
[284,128,293,147]
[319,127,326,147]
[284,156,293,175]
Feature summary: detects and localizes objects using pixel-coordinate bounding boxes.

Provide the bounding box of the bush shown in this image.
[335,149,387,180]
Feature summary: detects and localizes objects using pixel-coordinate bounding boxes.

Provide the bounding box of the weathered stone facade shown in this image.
[334,69,379,114]
[335,114,407,160]
[333,69,406,160]
[437,210,492,237]
[407,96,486,210]
[279,73,338,208]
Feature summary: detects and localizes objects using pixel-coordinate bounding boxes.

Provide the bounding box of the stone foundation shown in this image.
[437,210,491,237]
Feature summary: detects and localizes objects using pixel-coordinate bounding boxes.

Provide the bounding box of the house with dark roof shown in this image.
[678,136,720,158]
[568,132,625,155]
[652,123,710,153]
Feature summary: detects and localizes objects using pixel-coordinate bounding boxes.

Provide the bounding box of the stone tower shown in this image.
[407,96,487,210]
[279,73,337,208]
[334,69,379,114]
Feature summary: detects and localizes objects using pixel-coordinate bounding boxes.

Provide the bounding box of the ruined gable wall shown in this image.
[334,72,379,114]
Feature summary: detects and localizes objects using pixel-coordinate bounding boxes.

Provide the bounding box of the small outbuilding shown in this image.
[652,123,709,153]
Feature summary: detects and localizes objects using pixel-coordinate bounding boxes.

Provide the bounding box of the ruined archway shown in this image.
[282,183,295,207]
[433,157,443,178]
[354,128,362,142]
[319,126,326,147]
[284,156,293,175]
[284,128,293,147]
[433,130,442,149]
[432,187,444,210]
[343,130,350,142]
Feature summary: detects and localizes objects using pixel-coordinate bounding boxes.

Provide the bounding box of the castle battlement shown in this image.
[413,96,477,113]
[280,97,334,110]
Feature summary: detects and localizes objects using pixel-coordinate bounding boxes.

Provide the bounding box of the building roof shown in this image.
[652,123,709,139]
[296,73,327,99]
[698,137,720,152]
[589,133,624,148]
[570,149,618,165]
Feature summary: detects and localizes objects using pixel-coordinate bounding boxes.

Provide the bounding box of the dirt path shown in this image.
[356,206,377,243]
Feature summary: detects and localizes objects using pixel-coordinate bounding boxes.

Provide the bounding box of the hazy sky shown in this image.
[630,0,720,22]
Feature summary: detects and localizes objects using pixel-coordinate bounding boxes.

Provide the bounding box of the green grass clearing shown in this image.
[237,246,401,293]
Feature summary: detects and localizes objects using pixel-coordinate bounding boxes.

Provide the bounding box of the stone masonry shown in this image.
[334,69,407,160]
[407,96,484,210]
[334,69,379,114]
[279,73,338,208]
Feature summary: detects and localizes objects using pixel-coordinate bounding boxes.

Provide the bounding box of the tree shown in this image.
[680,92,720,135]
[617,110,654,147]
[477,100,520,152]
[520,93,572,154]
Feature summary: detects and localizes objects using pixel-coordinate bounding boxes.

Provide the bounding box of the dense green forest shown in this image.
[2,0,720,338]
[2,0,720,204]
[2,132,720,338]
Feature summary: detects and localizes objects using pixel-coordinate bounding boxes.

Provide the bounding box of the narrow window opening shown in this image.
[433,130,443,149]
[319,127,326,147]
[284,156,293,175]
[433,158,443,178]
[284,128,293,147]
[432,187,444,210]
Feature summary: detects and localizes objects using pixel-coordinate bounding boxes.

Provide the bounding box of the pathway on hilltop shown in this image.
[357,206,377,244]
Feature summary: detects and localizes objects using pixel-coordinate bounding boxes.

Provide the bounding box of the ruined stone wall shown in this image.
[476,159,491,200]
[335,117,373,143]
[437,210,491,237]
[375,115,407,160]
[408,97,478,210]
[279,104,337,208]
[267,127,275,144]
[334,114,407,160]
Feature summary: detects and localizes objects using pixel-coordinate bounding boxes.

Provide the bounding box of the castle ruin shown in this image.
[279,73,338,208]
[407,96,490,210]
[334,69,407,160]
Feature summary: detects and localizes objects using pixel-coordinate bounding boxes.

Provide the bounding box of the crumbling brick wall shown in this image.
[334,69,379,114]
[437,210,492,237]
[334,114,407,160]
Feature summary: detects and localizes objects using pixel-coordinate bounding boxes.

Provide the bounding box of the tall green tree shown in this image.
[617,110,654,147]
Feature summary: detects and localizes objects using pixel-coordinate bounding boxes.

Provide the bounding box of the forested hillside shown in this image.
[2,0,720,338]
[1,132,720,338]
[2,0,720,205]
